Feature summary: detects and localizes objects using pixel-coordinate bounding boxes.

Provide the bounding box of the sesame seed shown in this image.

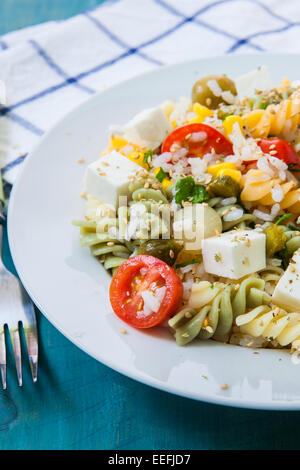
[169,250,174,259]
[99,171,106,176]
[77,158,85,163]
[120,328,127,334]
[107,241,115,246]
[185,311,192,319]
[80,192,87,199]
[205,326,214,333]
[221,384,228,390]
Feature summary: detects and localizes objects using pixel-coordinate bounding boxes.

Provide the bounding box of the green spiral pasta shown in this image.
[258,265,284,295]
[72,218,132,274]
[208,197,256,231]
[128,174,172,241]
[235,305,300,350]
[168,277,272,346]
[74,176,173,273]
[281,226,300,256]
[72,195,135,274]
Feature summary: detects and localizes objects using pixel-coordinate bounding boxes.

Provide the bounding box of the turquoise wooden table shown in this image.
[1,0,300,451]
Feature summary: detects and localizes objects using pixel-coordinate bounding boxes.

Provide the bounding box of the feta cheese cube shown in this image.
[235,66,274,101]
[122,107,173,150]
[272,250,300,312]
[202,230,266,280]
[84,150,140,208]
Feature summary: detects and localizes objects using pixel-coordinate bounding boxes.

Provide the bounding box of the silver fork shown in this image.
[0,200,38,389]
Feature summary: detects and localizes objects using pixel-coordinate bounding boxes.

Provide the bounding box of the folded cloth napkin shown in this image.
[1,0,300,184]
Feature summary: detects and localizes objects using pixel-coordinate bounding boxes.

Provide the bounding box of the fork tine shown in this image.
[18,286,38,383]
[9,326,22,386]
[0,327,6,390]
[23,325,38,383]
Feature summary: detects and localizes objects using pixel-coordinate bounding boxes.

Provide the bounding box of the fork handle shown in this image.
[0,204,6,270]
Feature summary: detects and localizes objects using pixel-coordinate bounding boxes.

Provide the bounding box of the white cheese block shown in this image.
[202,230,266,279]
[122,107,173,150]
[84,150,140,208]
[235,65,274,101]
[173,204,222,251]
[272,250,300,312]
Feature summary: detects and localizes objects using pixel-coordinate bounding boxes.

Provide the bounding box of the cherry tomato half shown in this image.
[258,138,300,169]
[161,123,233,157]
[109,255,183,329]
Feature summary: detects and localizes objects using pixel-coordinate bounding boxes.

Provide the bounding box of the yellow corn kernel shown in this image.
[188,103,214,123]
[108,135,148,168]
[109,134,129,151]
[154,167,173,189]
[162,179,173,190]
[218,168,241,183]
[126,151,148,168]
[244,109,271,138]
[207,162,237,178]
[223,115,245,139]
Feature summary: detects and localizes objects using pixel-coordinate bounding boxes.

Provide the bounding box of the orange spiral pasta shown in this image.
[240,169,300,214]
[244,95,300,141]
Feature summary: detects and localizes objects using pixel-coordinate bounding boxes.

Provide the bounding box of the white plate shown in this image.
[8,54,300,410]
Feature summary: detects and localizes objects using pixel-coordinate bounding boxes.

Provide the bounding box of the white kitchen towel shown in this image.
[1,0,300,184]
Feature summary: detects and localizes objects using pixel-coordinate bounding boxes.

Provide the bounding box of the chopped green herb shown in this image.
[275,245,290,270]
[156,167,168,183]
[143,150,153,169]
[260,102,268,110]
[175,176,209,205]
[192,184,210,203]
[176,258,201,269]
[275,213,292,225]
[288,224,300,231]
[288,164,300,172]
[175,177,195,205]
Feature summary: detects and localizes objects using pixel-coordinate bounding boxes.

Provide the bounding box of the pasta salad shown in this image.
[73,66,300,352]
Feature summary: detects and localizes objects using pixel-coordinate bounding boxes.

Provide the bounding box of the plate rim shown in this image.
[8,53,300,410]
